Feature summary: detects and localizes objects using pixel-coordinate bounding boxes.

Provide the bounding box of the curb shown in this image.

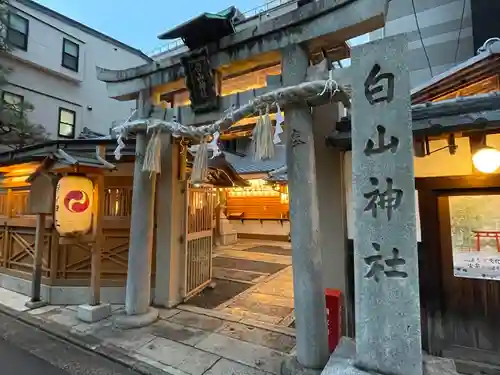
[0,304,171,375]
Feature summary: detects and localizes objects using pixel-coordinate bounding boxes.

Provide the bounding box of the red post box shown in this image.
[325,288,342,353]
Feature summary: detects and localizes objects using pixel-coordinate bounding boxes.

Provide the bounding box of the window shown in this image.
[2,91,24,114]
[7,13,29,51]
[58,108,76,138]
[62,39,79,72]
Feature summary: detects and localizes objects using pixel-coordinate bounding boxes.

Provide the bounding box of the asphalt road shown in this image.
[0,311,143,375]
[0,336,68,374]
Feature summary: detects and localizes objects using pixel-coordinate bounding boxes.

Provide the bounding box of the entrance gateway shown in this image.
[96,0,443,373]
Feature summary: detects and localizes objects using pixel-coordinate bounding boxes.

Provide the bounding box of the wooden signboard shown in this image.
[28,173,56,215]
[181,49,219,113]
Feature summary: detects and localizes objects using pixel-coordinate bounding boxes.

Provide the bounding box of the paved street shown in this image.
[0,336,68,375]
[0,311,142,375]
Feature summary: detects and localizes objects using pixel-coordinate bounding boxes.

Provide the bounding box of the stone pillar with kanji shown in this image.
[351,35,422,375]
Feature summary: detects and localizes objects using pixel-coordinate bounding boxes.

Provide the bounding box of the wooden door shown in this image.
[182,184,214,300]
[417,176,500,370]
[438,193,500,366]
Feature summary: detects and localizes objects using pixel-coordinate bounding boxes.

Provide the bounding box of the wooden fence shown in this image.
[0,176,142,287]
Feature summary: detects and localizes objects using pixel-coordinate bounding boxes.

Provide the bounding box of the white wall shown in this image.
[3,0,150,138]
[229,220,290,237]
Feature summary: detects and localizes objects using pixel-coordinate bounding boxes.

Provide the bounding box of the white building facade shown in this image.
[2,0,151,140]
[370,0,475,88]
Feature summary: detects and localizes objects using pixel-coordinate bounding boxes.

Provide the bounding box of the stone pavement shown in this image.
[0,285,295,375]
[214,266,295,327]
[0,240,296,374]
[211,240,294,327]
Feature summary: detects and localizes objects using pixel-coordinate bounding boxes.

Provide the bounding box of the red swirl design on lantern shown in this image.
[63,190,90,213]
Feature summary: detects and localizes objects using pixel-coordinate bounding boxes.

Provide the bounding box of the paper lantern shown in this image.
[54,175,93,236]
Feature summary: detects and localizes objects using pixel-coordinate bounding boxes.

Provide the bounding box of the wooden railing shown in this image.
[10,190,30,217]
[1,187,133,219]
[0,192,7,216]
[104,187,133,217]
[0,189,31,218]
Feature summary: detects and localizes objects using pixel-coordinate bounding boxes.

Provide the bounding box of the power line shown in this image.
[454,0,467,64]
[411,0,433,77]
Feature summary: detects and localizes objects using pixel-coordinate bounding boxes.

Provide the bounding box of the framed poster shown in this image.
[450,194,500,280]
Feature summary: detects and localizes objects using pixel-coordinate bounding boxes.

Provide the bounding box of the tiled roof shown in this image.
[266,172,288,182]
[411,39,500,103]
[223,144,286,174]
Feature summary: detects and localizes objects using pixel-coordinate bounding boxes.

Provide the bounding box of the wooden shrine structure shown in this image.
[4,0,500,373]
[0,138,245,305]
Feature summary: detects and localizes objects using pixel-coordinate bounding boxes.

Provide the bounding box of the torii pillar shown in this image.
[281,43,330,373]
[115,89,158,328]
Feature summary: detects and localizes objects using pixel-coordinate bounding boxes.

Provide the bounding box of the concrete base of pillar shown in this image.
[281,357,323,375]
[77,303,111,323]
[220,232,238,245]
[25,299,48,310]
[219,213,238,246]
[321,337,459,375]
[113,307,158,330]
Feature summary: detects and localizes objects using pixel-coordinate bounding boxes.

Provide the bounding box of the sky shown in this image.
[34,0,369,54]
[35,0,268,53]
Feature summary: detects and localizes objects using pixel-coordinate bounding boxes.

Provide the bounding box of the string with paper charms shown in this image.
[114,75,341,183]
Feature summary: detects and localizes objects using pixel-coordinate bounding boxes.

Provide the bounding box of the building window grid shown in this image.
[7,13,29,51]
[61,38,79,72]
[58,107,76,138]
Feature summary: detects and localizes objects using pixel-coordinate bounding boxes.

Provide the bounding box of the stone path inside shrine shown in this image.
[184,239,295,328]
[0,240,296,375]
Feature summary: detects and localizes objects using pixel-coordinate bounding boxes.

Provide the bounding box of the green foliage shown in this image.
[0,0,49,148]
[0,0,9,54]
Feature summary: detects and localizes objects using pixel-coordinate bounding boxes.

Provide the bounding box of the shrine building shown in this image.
[0,0,500,373]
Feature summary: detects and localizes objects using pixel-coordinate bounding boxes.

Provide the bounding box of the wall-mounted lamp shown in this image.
[472,146,500,173]
[414,134,458,158]
[470,133,500,174]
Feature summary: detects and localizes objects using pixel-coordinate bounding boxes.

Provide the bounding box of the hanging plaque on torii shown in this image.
[181,49,220,114]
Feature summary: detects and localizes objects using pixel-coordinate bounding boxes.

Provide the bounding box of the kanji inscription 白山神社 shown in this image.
[351,35,423,375]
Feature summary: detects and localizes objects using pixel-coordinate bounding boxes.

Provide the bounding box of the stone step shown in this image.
[454,358,500,375]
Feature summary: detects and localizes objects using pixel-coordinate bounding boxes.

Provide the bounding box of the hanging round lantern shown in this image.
[54,175,93,236]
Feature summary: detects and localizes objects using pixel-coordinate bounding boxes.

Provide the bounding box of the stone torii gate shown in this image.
[98,0,389,372]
